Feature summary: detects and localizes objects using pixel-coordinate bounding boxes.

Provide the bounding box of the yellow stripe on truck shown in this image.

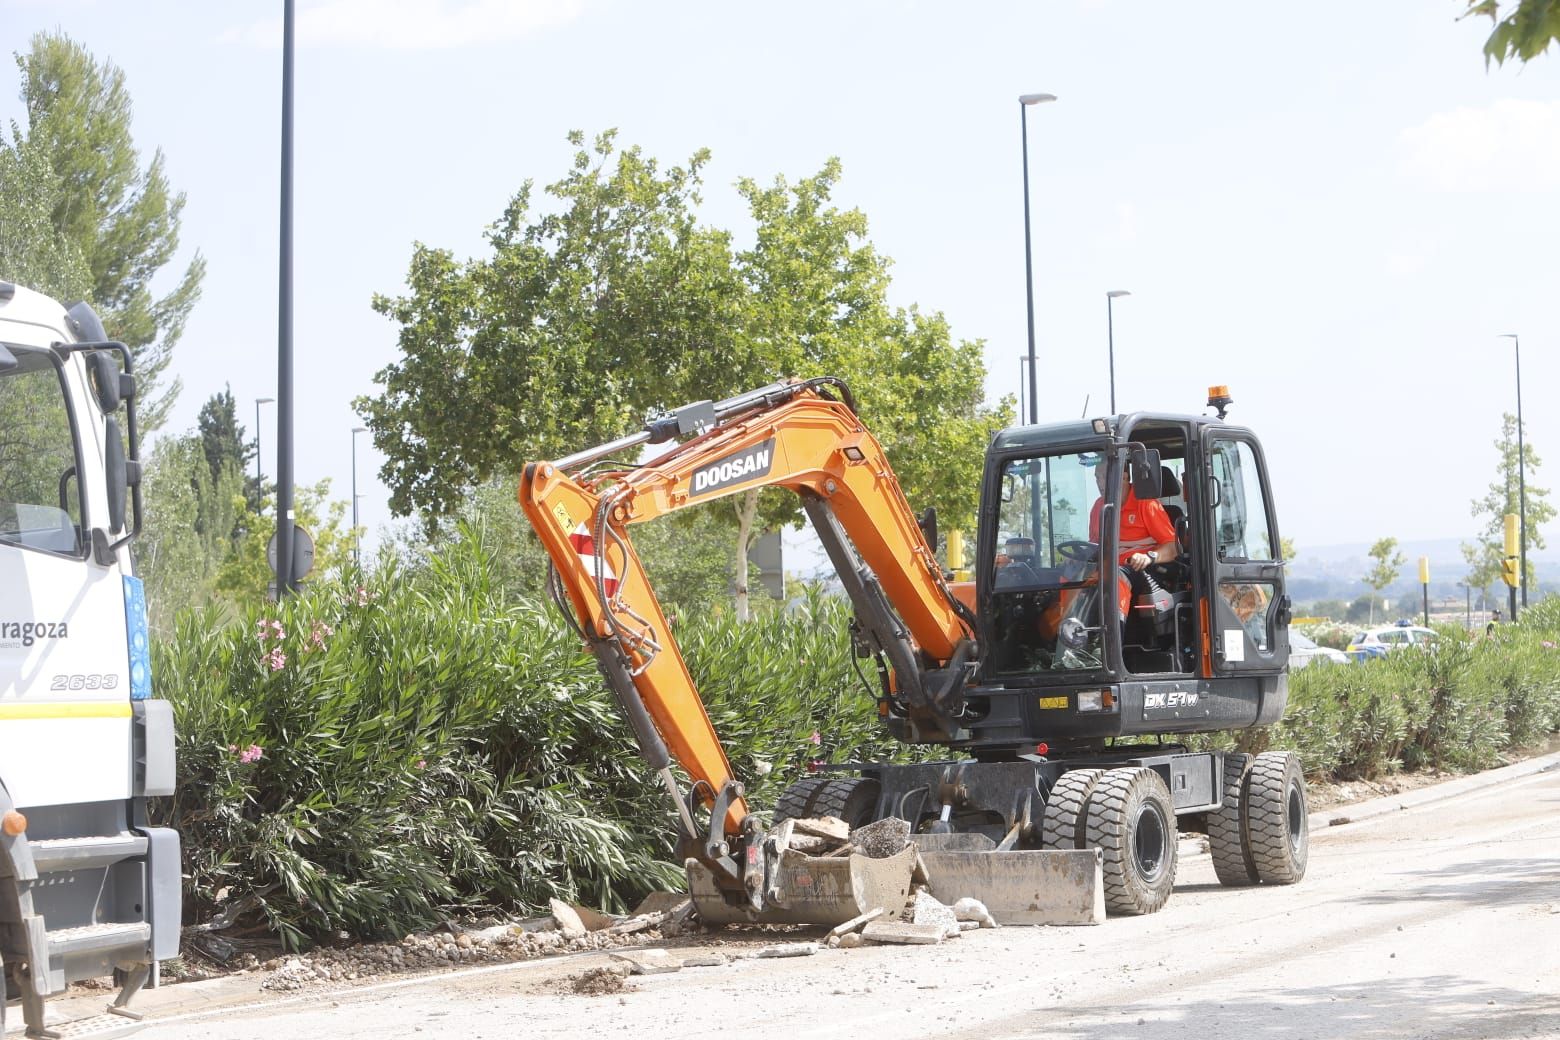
[0,701,133,721]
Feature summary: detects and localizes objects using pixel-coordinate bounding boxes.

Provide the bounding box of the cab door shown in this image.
[1199,432,1289,674]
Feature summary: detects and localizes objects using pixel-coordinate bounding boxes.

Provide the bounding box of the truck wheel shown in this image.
[1039,768,1104,849]
[1084,767,1177,915]
[1209,753,1258,886]
[1247,751,1308,884]
[774,776,881,830]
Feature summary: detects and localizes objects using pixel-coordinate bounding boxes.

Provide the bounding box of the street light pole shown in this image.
[1500,334,1527,609]
[1106,290,1130,413]
[351,426,367,568]
[254,397,275,483]
[1019,92,1056,425]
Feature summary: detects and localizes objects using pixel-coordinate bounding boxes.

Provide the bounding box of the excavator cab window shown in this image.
[988,451,1108,675]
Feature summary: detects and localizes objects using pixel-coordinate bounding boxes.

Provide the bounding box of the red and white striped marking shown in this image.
[568,523,620,597]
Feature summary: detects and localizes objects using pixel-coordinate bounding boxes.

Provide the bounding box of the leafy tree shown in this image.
[1461,412,1553,596]
[0,136,90,298]
[7,31,205,431]
[196,386,265,517]
[1464,0,1560,64]
[361,132,1008,618]
[1363,537,1405,625]
[136,435,247,634]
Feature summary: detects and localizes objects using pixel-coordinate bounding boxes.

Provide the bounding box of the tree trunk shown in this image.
[732,489,760,622]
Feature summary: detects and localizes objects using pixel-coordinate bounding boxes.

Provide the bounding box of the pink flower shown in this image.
[1544,641,1555,650]
[308,621,334,650]
[238,744,264,764]
[265,647,287,671]
[416,759,427,770]
[257,619,286,643]
[809,730,822,746]
[227,744,238,752]
[353,586,372,607]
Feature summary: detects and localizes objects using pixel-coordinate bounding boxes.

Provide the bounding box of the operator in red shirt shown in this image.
[1088,458,1179,571]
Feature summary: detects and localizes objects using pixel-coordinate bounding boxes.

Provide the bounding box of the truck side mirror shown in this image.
[1129,446,1163,499]
[105,416,128,532]
[90,351,122,411]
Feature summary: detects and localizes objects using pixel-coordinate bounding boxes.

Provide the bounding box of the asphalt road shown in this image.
[143,766,1560,1040]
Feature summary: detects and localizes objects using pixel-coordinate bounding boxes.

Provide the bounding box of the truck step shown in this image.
[45,922,151,959]
[35,1011,144,1039]
[30,834,148,872]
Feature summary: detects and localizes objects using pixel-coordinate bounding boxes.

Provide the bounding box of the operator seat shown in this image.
[1152,467,1192,586]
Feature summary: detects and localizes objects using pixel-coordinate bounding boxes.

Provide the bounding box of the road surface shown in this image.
[143,766,1560,1040]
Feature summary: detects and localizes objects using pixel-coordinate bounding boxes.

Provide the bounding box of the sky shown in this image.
[2,0,1558,569]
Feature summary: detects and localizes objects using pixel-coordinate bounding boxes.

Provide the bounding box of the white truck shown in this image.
[0,281,179,1037]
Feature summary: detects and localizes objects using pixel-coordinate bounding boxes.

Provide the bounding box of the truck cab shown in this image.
[0,281,179,1035]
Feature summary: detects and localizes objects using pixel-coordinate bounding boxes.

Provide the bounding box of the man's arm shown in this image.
[1126,500,1179,571]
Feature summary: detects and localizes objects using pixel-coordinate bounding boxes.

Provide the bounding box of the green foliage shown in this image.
[136,435,248,635]
[0,135,91,299]
[7,31,205,431]
[359,132,1008,613]
[1465,0,1560,64]
[157,530,922,945]
[214,481,354,601]
[1362,537,1405,624]
[1461,412,1552,596]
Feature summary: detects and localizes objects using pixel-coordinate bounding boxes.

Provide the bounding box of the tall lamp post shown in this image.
[1499,334,1527,609]
[1106,290,1131,413]
[351,426,367,568]
[254,396,275,483]
[1019,92,1057,425]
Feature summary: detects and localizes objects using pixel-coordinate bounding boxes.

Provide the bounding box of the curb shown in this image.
[1307,748,1560,831]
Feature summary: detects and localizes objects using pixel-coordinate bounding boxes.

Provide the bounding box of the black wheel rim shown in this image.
[1133,801,1169,882]
[1287,779,1305,853]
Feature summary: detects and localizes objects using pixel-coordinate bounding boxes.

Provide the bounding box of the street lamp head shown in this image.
[352,426,368,434]
[257,396,276,404]
[1107,290,1131,299]
[1499,333,1519,340]
[1019,93,1057,106]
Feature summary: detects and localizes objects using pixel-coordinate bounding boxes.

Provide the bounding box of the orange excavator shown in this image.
[520,377,1307,925]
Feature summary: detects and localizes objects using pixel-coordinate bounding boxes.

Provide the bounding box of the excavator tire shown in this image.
[774,776,882,831]
[1209,753,1258,886]
[1084,766,1177,916]
[1039,768,1105,850]
[1247,751,1308,884]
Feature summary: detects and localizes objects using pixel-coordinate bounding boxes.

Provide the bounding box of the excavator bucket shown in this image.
[686,846,918,927]
[906,833,1104,925]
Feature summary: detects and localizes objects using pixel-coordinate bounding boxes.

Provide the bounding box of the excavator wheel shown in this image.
[1209,753,1258,886]
[1039,768,1105,850]
[774,776,881,830]
[1247,752,1308,884]
[1083,766,1177,916]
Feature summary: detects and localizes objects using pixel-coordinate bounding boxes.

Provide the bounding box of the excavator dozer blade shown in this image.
[914,842,1105,925]
[686,847,918,927]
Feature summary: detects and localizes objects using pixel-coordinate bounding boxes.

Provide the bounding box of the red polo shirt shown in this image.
[1089,489,1176,564]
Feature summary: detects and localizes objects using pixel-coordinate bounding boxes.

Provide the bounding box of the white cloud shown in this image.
[222,0,584,50]
[1397,98,1560,192]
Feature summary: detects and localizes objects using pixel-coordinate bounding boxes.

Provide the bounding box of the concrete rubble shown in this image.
[861,921,946,945]
[952,897,999,929]
[849,817,912,859]
[756,942,819,959]
[610,949,682,975]
[910,891,960,939]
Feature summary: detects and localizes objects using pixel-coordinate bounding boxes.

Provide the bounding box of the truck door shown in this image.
[1200,433,1288,674]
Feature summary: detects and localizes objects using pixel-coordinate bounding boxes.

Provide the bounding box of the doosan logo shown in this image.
[690,439,776,497]
[0,620,69,649]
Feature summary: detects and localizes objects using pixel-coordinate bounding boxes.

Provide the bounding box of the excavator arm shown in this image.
[518,377,974,907]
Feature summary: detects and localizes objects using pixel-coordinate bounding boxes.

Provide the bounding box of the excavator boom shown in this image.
[518,378,972,913]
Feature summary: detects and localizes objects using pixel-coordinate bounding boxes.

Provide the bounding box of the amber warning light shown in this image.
[1207,385,1233,419]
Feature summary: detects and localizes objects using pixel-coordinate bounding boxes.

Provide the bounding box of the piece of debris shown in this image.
[550,899,588,940]
[680,952,728,968]
[958,920,979,932]
[632,892,688,917]
[861,921,944,945]
[610,949,683,975]
[952,897,999,929]
[851,817,911,859]
[837,932,865,950]
[827,907,886,939]
[570,904,621,932]
[792,816,851,843]
[571,966,632,995]
[756,942,819,959]
[911,891,960,939]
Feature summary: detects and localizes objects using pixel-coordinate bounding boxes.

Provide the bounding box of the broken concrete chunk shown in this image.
[549,899,587,940]
[610,949,683,975]
[911,891,960,939]
[837,931,865,949]
[606,912,664,936]
[861,921,944,945]
[756,942,819,958]
[632,892,690,917]
[680,952,728,967]
[850,817,912,859]
[952,897,999,929]
[827,906,886,939]
[791,816,851,842]
[570,904,621,932]
[958,920,979,932]
[787,833,836,854]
